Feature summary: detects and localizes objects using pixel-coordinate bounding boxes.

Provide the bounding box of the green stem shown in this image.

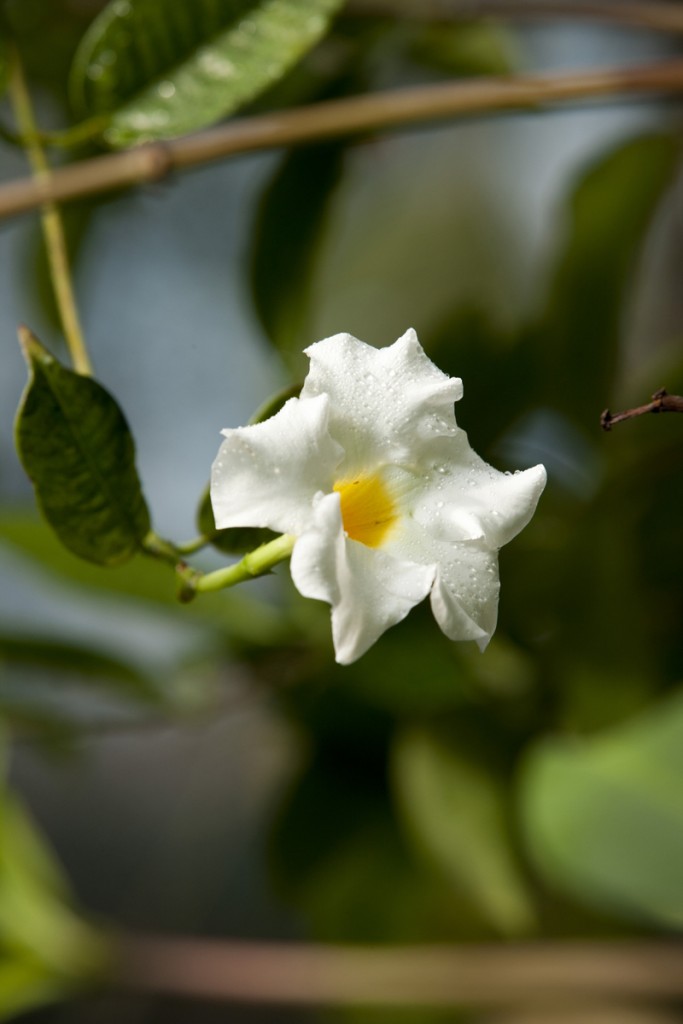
[142,530,213,560]
[177,534,296,602]
[41,116,110,149]
[7,44,93,376]
[141,531,181,564]
[176,535,212,556]
[0,115,109,150]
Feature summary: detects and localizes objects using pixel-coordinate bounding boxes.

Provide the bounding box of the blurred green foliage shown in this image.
[1,1,683,1020]
[0,736,111,1020]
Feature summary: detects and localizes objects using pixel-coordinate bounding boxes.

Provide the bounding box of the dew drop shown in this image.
[157,80,176,99]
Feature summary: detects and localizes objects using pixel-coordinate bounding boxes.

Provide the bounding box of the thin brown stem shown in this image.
[6,46,93,375]
[601,388,683,431]
[117,936,683,1007]
[3,59,683,221]
[346,0,683,34]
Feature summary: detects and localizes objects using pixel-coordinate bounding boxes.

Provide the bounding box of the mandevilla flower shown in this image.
[211,330,546,664]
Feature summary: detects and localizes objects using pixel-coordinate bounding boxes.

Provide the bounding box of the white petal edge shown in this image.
[382,519,501,650]
[300,329,463,474]
[290,491,435,664]
[211,394,343,537]
[411,435,548,549]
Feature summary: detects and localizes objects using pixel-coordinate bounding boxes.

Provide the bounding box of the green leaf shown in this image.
[14,329,151,566]
[520,689,683,928]
[0,957,66,1024]
[250,141,346,360]
[408,21,515,78]
[540,132,681,422]
[70,0,344,147]
[0,786,111,987]
[392,729,536,936]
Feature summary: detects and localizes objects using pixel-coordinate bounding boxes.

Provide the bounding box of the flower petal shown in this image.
[430,542,500,650]
[211,394,343,536]
[382,519,500,649]
[301,329,462,474]
[290,492,435,664]
[410,434,547,547]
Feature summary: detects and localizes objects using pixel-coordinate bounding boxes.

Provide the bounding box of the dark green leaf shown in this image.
[250,140,346,361]
[408,21,515,78]
[14,329,151,566]
[539,133,680,423]
[392,729,536,936]
[520,690,683,928]
[70,0,344,147]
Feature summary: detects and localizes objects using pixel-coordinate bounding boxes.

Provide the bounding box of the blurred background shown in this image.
[1,0,683,1021]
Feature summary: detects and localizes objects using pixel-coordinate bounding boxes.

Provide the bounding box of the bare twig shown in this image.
[3,59,683,221]
[346,0,683,35]
[601,388,683,430]
[117,937,683,1007]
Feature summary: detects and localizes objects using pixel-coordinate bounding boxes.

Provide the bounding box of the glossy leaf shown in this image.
[520,691,683,928]
[250,141,346,360]
[392,729,536,936]
[70,0,344,147]
[14,330,150,566]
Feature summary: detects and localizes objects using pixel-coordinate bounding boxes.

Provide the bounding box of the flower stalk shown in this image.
[7,45,93,376]
[175,534,296,603]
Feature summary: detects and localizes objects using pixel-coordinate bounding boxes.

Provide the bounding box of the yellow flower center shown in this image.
[334,473,397,548]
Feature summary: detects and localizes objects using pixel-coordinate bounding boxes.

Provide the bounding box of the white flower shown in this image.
[211,330,546,665]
